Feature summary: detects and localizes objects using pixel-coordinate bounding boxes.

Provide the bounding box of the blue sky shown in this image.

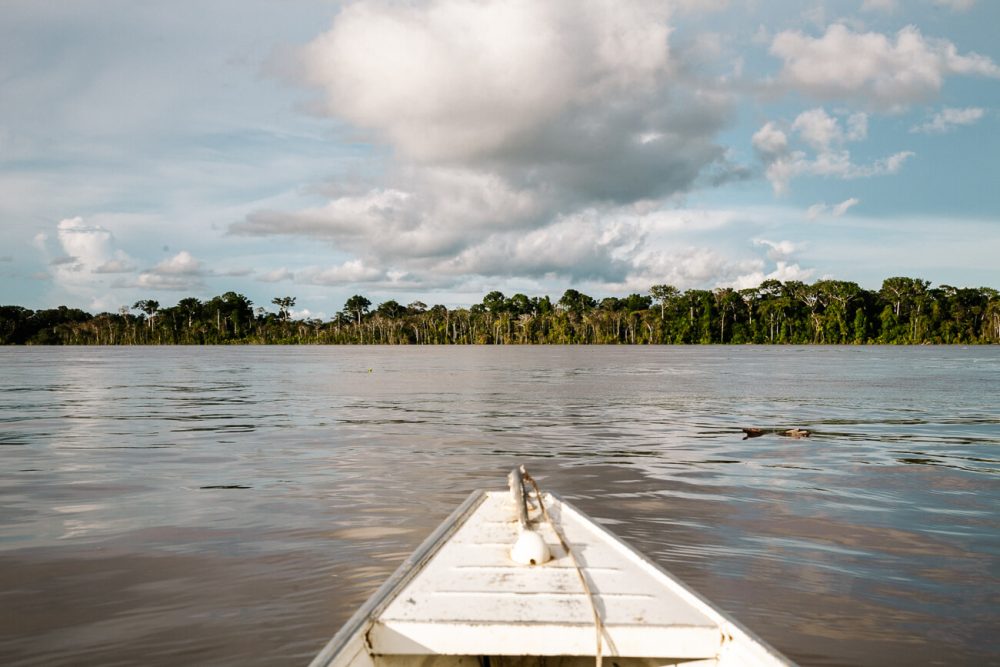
[2,0,998,318]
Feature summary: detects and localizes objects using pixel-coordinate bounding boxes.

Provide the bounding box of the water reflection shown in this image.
[0,346,997,666]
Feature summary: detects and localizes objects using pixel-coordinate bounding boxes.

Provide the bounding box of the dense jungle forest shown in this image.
[2,277,998,345]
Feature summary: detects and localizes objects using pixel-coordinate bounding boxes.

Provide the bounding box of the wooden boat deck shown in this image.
[311,488,794,667]
[375,492,720,658]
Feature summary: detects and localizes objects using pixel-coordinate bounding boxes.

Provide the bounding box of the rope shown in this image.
[520,467,606,667]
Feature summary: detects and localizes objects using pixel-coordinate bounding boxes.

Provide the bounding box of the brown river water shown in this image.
[1,346,997,666]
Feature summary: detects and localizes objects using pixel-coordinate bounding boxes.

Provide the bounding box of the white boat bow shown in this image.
[310,468,795,667]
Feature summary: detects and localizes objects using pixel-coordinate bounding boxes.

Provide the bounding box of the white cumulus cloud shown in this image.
[832,197,861,217]
[55,217,126,273]
[49,216,134,276]
[729,261,815,290]
[754,238,799,261]
[751,122,788,158]
[298,260,386,285]
[792,108,847,151]
[754,109,913,194]
[240,0,744,291]
[234,172,549,263]
[434,212,636,283]
[770,24,1000,110]
[286,0,735,205]
[910,107,986,133]
[133,251,205,290]
[297,0,673,163]
[94,258,136,274]
[807,197,861,220]
[289,308,328,321]
[32,216,139,305]
[257,268,295,283]
[150,250,202,275]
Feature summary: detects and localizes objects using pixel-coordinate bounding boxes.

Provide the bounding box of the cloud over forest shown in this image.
[236,0,741,288]
[6,0,997,310]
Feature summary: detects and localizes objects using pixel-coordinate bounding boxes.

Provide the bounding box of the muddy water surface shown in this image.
[1,346,997,666]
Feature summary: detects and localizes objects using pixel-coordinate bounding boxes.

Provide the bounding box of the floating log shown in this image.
[742,427,811,440]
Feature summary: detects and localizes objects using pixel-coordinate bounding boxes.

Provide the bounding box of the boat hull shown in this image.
[310,490,794,667]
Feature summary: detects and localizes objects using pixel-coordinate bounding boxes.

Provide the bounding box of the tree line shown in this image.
[2,277,998,345]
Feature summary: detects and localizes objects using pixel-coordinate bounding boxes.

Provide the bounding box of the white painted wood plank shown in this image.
[372,620,723,658]
[377,492,720,657]
[381,590,709,626]
[426,539,650,571]
[314,485,794,667]
[415,565,655,596]
[555,499,795,667]
[372,655,717,667]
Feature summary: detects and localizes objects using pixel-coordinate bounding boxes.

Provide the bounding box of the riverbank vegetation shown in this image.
[2,277,998,345]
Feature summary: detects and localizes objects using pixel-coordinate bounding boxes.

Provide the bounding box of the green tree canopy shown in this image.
[271,296,296,321]
[344,295,371,325]
[558,289,596,315]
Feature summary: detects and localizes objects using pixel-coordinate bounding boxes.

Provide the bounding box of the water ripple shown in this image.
[0,346,997,667]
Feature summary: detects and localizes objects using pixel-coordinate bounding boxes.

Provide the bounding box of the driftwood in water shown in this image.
[742,427,811,440]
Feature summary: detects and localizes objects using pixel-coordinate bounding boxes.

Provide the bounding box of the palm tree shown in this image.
[271,296,296,322]
[133,299,160,331]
